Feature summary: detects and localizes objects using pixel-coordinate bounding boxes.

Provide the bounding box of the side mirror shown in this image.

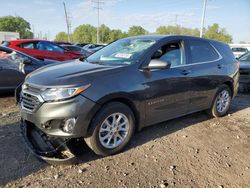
[143,59,171,70]
[79,56,86,62]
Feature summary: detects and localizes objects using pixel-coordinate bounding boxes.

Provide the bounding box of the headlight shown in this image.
[41,84,91,101]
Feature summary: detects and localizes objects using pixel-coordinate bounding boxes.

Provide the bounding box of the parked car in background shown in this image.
[2,40,82,61]
[18,35,239,163]
[0,46,58,92]
[74,43,89,48]
[83,43,105,54]
[232,47,248,58]
[54,41,73,46]
[238,51,250,91]
[61,44,89,58]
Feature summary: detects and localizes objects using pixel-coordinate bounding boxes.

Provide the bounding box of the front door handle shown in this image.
[182,70,191,75]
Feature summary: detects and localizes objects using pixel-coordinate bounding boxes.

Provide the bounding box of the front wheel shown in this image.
[84,102,135,156]
[208,84,232,117]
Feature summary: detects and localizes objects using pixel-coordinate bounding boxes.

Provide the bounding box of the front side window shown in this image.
[87,38,156,66]
[37,42,64,53]
[151,42,185,67]
[188,40,219,64]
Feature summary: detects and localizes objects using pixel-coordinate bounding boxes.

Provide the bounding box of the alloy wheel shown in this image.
[216,90,230,113]
[99,113,129,149]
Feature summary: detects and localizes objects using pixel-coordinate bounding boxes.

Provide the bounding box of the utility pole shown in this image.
[32,24,35,39]
[175,14,178,26]
[39,31,42,40]
[93,0,104,44]
[200,0,207,38]
[63,2,71,42]
[47,30,50,41]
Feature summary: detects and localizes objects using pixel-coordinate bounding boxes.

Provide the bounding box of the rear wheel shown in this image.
[84,102,135,156]
[208,84,232,117]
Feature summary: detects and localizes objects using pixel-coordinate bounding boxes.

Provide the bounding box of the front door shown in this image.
[144,39,191,126]
[37,42,66,61]
[0,54,25,90]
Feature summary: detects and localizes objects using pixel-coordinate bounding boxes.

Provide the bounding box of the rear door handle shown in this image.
[217,64,224,69]
[181,70,191,75]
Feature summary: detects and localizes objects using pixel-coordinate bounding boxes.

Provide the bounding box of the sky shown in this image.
[0,0,249,43]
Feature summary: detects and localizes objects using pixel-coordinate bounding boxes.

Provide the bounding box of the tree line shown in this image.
[0,16,233,44]
[56,23,233,44]
[0,16,33,39]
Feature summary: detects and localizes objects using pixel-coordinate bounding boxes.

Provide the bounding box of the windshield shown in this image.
[239,52,250,61]
[86,38,156,65]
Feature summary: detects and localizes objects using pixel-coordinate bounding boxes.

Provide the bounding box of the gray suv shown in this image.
[18,35,239,163]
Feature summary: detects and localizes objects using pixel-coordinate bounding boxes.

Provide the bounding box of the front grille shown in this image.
[21,92,41,112]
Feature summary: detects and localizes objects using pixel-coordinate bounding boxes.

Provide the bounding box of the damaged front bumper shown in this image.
[20,120,80,164]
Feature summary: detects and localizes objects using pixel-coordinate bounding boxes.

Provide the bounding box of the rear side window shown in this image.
[188,40,220,64]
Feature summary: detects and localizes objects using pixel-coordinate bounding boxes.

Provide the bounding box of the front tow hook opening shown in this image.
[20,120,80,165]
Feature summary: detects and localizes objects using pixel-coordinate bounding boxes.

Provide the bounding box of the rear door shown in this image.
[143,38,191,126]
[18,42,42,59]
[185,39,224,112]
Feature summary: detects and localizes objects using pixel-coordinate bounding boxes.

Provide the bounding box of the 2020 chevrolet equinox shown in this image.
[18,35,239,163]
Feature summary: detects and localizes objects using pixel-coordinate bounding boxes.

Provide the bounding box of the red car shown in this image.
[2,40,82,61]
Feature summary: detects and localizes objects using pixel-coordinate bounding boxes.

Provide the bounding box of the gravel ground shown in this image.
[0,93,249,188]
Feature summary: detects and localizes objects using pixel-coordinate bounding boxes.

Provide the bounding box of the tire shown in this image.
[84,102,135,156]
[208,84,232,118]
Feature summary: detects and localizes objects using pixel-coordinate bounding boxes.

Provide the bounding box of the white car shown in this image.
[232,47,248,58]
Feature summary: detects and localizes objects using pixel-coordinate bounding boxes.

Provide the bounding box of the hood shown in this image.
[26,60,123,88]
[239,61,250,71]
